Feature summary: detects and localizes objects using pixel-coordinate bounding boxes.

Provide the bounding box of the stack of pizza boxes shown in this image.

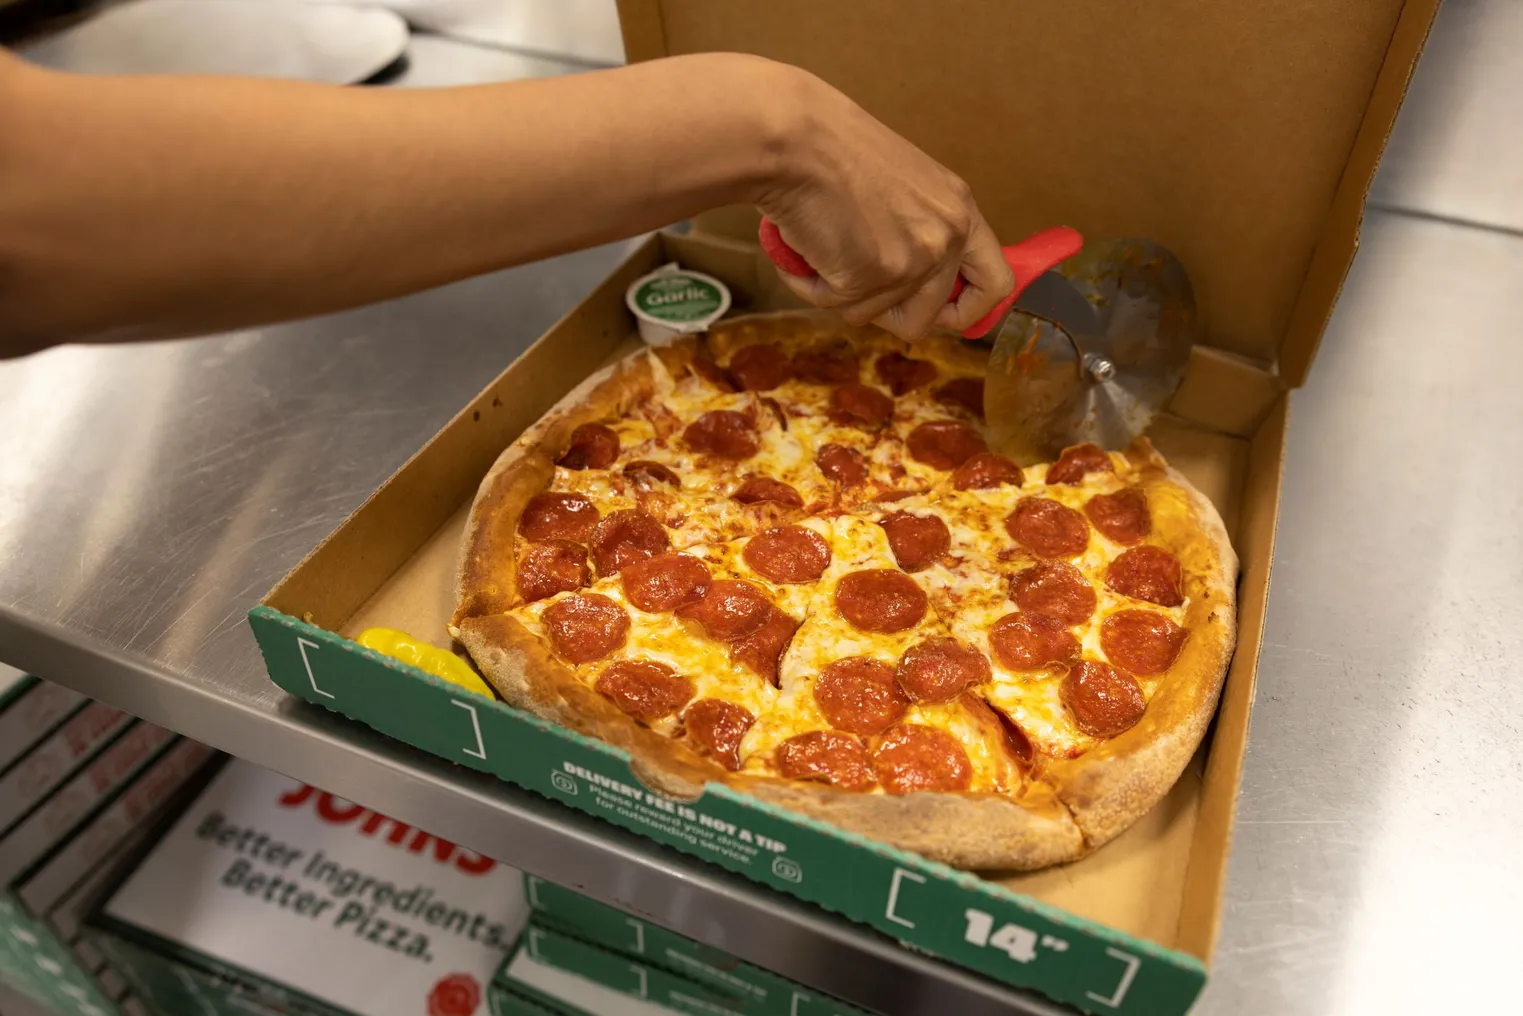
[492,932,692,1016]
[493,875,868,1016]
[0,666,218,1016]
[83,757,531,1016]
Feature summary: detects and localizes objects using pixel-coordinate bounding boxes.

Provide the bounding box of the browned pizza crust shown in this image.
[450,314,1238,872]
[1039,440,1239,850]
[707,310,989,378]
[455,611,725,797]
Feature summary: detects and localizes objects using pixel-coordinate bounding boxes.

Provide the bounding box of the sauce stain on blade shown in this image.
[983,238,1197,463]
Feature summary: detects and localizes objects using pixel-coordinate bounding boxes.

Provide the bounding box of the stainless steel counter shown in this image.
[4,8,1522,1016]
[1200,209,1523,1016]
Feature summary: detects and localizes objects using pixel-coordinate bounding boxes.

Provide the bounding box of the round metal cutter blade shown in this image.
[985,238,1197,463]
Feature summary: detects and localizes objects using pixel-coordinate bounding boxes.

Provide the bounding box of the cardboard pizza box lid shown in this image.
[615,0,1439,386]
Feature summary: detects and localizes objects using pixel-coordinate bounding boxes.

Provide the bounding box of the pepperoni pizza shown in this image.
[451,312,1237,870]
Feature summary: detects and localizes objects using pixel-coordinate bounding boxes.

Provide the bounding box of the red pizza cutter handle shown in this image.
[757,218,1083,339]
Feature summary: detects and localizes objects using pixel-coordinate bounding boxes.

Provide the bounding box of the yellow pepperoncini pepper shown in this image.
[356,628,493,699]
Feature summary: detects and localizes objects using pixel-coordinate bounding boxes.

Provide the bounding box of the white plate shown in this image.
[18,0,410,83]
[317,0,626,66]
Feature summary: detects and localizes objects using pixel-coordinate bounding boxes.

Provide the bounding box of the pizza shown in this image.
[449,311,1237,870]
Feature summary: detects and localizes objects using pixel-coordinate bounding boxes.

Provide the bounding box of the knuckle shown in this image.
[841,304,875,327]
[946,201,973,241]
[880,248,916,280]
[946,180,974,226]
[948,172,974,204]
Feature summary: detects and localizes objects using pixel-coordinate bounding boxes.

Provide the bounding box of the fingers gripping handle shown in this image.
[757,218,818,277]
[950,225,1085,339]
[758,218,1083,339]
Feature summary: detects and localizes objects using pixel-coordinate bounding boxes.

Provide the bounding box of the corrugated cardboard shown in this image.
[0,703,133,834]
[0,681,86,773]
[498,940,682,1016]
[617,0,1438,385]
[249,4,1438,1012]
[0,737,214,1016]
[522,875,869,1016]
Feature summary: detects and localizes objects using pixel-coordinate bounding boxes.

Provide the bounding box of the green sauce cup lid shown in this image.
[626,264,732,345]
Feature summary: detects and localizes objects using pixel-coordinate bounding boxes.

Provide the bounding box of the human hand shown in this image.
[752,69,1013,341]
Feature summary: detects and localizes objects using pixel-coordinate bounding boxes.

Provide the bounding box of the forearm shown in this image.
[0,52,807,350]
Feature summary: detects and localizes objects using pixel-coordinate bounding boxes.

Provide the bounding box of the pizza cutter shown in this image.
[757,219,1197,464]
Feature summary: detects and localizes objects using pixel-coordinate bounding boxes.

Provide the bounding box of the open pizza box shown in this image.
[248,2,1438,1014]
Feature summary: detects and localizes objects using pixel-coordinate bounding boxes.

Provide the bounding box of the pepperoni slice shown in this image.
[542,593,629,664]
[1106,545,1184,606]
[744,526,831,584]
[1011,561,1096,624]
[619,553,710,612]
[871,723,973,794]
[874,352,938,395]
[1046,443,1115,485]
[689,356,736,391]
[728,343,792,391]
[907,420,988,470]
[520,492,599,543]
[1101,610,1187,675]
[589,509,670,576]
[775,731,877,790]
[896,638,991,704]
[952,452,1024,491]
[877,511,950,572]
[1086,487,1151,545]
[624,460,681,490]
[1005,497,1090,558]
[556,423,619,470]
[676,579,773,641]
[934,377,985,419]
[813,657,909,736]
[829,383,894,429]
[988,612,1080,671]
[683,698,754,770]
[731,475,804,508]
[791,345,859,384]
[1061,661,1146,737]
[816,443,869,486]
[730,607,799,687]
[595,660,695,723]
[835,570,927,633]
[518,540,590,603]
[683,410,759,459]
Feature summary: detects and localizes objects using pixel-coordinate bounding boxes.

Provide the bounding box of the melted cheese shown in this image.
[510,342,1196,783]
[512,565,777,738]
[845,452,1191,758]
[740,516,947,772]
